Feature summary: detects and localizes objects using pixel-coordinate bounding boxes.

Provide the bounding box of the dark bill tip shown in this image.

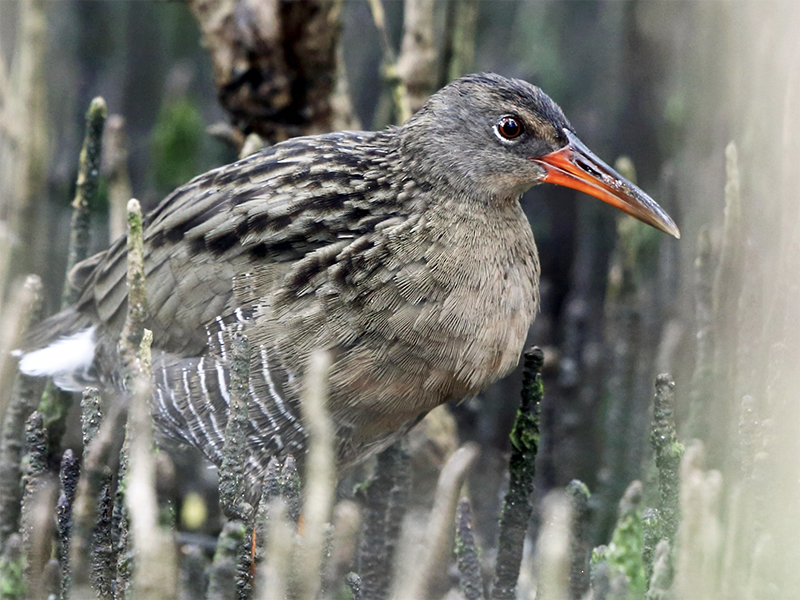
[533,130,680,239]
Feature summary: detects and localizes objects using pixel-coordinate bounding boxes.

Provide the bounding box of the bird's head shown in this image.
[402,73,680,238]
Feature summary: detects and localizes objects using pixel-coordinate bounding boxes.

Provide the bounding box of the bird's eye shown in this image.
[497,116,523,140]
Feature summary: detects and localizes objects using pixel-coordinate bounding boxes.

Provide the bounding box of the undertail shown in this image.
[14,309,98,391]
[150,352,308,502]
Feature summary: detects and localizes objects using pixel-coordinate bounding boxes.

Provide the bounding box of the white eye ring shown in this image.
[495,116,524,142]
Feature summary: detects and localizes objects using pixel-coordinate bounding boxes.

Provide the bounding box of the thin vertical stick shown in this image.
[69,401,128,594]
[295,350,335,600]
[257,500,293,600]
[0,275,42,417]
[37,96,106,457]
[126,331,178,600]
[56,449,79,600]
[119,199,148,371]
[454,498,484,600]
[687,227,714,439]
[535,492,572,600]
[566,480,591,600]
[218,329,251,521]
[367,0,413,123]
[491,347,544,600]
[19,411,49,558]
[708,142,744,467]
[206,521,246,600]
[441,0,479,84]
[62,97,107,306]
[357,442,410,600]
[650,374,682,546]
[396,0,437,113]
[398,444,479,600]
[103,115,132,242]
[0,275,42,548]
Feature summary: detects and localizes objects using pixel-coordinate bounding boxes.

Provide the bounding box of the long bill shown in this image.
[533,129,680,239]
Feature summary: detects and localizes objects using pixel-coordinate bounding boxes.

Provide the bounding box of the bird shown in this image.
[17,73,679,490]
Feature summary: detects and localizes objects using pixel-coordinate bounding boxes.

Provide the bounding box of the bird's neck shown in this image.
[414,190,541,391]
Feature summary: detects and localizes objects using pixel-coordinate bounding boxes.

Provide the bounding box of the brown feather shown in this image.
[26,74,571,489]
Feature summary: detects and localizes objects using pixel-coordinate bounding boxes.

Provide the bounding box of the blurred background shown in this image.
[1,1,799,598]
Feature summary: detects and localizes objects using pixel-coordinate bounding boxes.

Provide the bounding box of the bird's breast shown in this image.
[331,199,540,415]
[421,201,541,392]
[261,196,540,464]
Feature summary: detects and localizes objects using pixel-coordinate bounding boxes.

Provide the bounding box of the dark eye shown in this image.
[497,116,523,140]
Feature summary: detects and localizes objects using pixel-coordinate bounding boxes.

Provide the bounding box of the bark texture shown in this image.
[189,0,344,143]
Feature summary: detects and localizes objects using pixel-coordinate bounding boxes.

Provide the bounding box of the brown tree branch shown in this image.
[103,115,132,242]
[0,43,9,124]
[188,0,344,143]
[396,0,437,114]
[441,0,479,84]
[0,0,48,307]
[367,0,412,123]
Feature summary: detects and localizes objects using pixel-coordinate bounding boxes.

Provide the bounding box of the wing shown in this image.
[71,129,404,355]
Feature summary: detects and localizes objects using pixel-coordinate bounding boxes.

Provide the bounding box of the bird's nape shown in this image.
[533,129,681,239]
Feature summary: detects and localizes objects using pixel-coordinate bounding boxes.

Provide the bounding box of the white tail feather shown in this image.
[16,327,97,387]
